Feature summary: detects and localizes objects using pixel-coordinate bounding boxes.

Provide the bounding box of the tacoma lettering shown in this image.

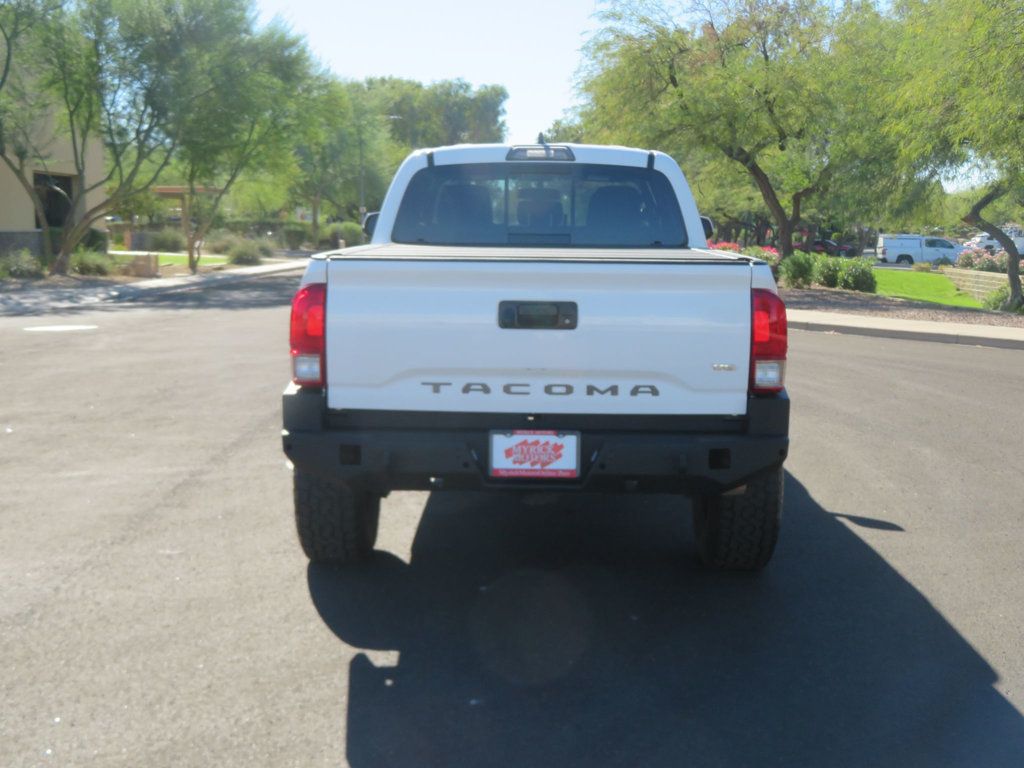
[419,382,660,396]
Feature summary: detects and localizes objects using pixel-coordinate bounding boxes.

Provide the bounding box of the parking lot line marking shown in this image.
[23,325,99,332]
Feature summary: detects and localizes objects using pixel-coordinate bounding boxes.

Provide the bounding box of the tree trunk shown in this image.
[963,185,1023,310]
[311,194,321,245]
[51,243,73,276]
[188,233,200,274]
[735,154,797,257]
[0,156,55,265]
[857,226,869,257]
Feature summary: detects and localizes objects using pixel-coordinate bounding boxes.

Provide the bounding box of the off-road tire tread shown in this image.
[694,467,782,571]
[294,471,379,564]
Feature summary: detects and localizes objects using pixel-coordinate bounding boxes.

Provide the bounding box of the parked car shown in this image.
[875,234,963,265]
[796,239,857,257]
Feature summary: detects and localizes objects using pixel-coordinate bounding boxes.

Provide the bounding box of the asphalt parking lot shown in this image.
[2,275,1023,767]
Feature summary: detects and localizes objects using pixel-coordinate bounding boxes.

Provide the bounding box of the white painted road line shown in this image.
[23,325,99,332]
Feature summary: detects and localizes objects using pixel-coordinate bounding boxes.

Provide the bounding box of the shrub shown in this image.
[956,247,1021,273]
[814,254,843,288]
[81,228,109,254]
[779,251,815,288]
[338,221,364,248]
[203,230,240,255]
[228,240,263,265]
[912,261,934,272]
[983,284,1024,313]
[0,249,45,279]
[150,228,185,253]
[254,239,274,258]
[838,258,877,293]
[956,246,984,269]
[282,223,308,250]
[740,245,779,265]
[71,249,115,275]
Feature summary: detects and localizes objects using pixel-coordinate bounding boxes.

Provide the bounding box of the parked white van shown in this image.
[876,234,963,265]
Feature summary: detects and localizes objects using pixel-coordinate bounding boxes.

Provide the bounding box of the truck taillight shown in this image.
[750,289,787,394]
[290,283,326,387]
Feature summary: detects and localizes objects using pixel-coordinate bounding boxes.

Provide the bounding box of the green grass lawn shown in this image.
[157,254,228,266]
[873,269,983,308]
[112,253,228,266]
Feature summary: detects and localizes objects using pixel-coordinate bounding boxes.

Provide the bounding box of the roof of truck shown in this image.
[409,142,661,168]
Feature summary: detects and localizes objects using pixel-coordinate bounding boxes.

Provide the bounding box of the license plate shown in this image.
[489,430,580,479]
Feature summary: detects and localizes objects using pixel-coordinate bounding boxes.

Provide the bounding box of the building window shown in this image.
[33,173,74,228]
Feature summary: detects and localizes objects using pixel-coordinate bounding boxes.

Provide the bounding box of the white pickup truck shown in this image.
[282,143,790,570]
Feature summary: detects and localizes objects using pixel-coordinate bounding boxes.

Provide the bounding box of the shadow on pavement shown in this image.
[0,274,299,316]
[309,474,1024,767]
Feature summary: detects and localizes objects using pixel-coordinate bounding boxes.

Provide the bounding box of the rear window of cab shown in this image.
[391,162,687,248]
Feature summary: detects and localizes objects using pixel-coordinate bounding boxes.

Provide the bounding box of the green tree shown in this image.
[0,0,66,261]
[344,80,403,216]
[582,0,853,257]
[171,9,311,271]
[544,116,585,143]
[3,0,224,274]
[366,77,508,148]
[290,78,357,243]
[893,0,1024,309]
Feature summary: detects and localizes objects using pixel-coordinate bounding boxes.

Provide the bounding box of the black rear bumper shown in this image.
[282,386,789,496]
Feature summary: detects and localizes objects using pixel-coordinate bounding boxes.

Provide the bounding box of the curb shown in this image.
[789,317,1024,351]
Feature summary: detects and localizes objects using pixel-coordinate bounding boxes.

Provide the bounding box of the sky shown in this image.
[254,0,604,144]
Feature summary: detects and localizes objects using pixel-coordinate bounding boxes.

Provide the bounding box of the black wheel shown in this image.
[293,470,380,564]
[896,255,913,265]
[693,466,783,571]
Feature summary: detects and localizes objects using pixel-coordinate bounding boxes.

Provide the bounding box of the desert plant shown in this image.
[838,258,877,293]
[0,249,45,279]
[150,228,186,253]
[71,250,115,276]
[228,240,263,265]
[779,251,815,288]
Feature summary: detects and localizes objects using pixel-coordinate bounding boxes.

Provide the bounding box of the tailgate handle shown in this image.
[498,301,577,330]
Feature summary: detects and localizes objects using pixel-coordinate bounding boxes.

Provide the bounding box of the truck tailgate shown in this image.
[324,256,752,416]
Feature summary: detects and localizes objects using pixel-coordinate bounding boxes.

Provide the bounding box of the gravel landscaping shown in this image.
[780,287,1024,328]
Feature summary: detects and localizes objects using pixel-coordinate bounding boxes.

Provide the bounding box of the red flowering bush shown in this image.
[956,247,1024,273]
[707,240,741,252]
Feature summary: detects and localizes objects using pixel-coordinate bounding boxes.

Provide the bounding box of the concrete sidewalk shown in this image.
[789,309,1024,350]
[107,258,307,299]
[0,259,307,315]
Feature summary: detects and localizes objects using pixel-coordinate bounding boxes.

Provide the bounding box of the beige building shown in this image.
[0,120,106,255]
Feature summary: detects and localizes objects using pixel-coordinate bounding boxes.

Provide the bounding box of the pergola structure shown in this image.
[150,185,223,237]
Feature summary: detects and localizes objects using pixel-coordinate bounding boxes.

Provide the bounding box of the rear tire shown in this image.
[693,467,783,570]
[896,255,913,265]
[294,470,380,564]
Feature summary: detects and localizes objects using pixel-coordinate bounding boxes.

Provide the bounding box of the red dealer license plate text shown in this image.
[489,430,580,479]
